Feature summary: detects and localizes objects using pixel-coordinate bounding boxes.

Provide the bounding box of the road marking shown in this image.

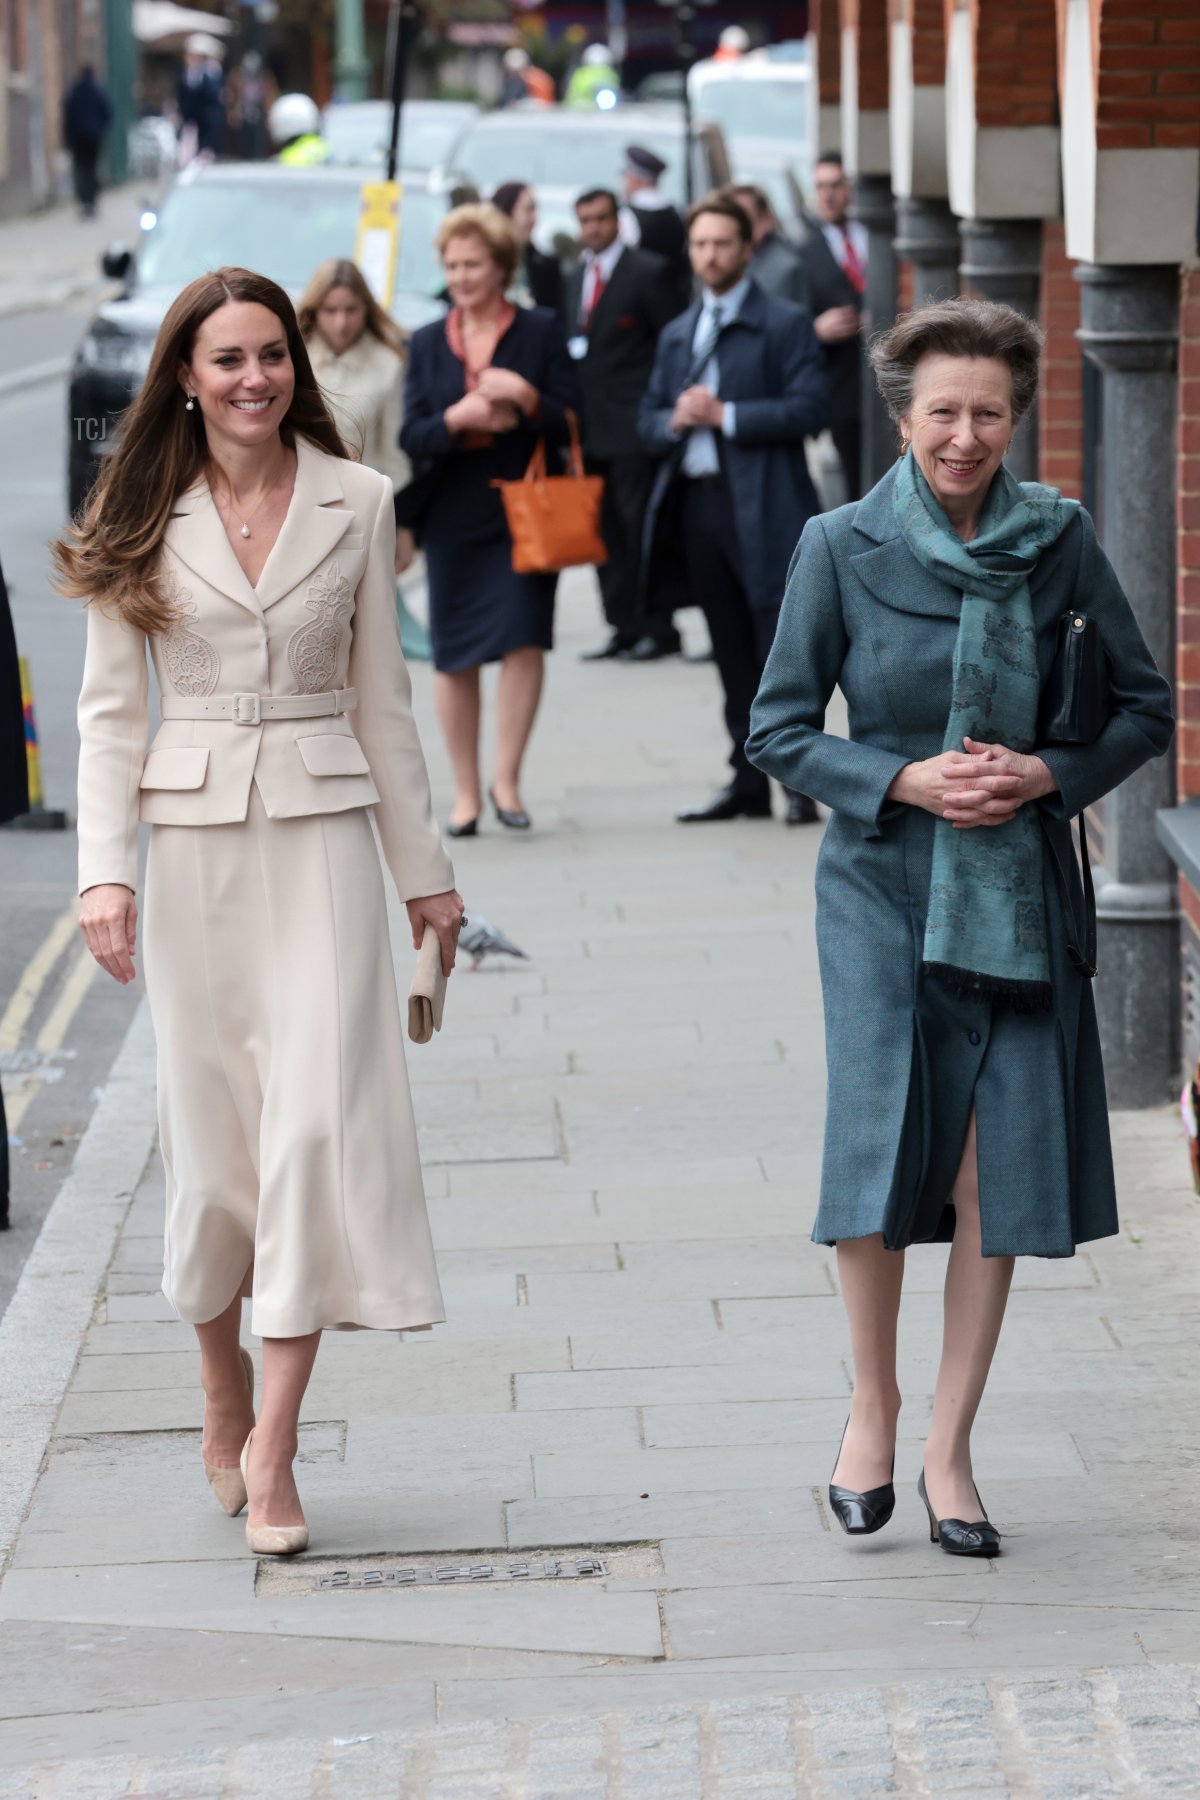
[36,948,98,1056]
[2,921,98,1137]
[0,903,78,1054]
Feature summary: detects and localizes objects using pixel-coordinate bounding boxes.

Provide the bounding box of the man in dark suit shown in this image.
[639,192,828,825]
[620,145,689,298]
[732,183,808,307]
[793,152,868,502]
[568,188,686,662]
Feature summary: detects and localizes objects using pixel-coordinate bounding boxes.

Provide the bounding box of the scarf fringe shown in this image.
[923,962,1054,1015]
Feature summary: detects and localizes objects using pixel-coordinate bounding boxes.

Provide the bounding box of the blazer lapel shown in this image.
[254,437,357,611]
[165,485,263,620]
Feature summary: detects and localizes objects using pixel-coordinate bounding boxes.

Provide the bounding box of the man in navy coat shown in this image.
[639,192,828,823]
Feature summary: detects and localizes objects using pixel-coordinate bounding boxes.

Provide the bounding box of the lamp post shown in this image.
[656,0,717,206]
[386,0,422,180]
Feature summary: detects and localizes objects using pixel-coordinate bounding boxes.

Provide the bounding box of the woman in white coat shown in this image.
[298,258,430,658]
[55,266,463,1557]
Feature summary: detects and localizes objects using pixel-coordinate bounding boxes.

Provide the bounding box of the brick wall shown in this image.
[842,0,890,111]
[1095,0,1200,151]
[1038,220,1084,500]
[814,0,841,108]
[1176,267,1200,799]
[897,259,915,314]
[975,0,1058,127]
[910,0,946,83]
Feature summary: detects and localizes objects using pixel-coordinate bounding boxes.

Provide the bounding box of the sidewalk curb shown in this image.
[0,356,71,400]
[0,998,157,1570]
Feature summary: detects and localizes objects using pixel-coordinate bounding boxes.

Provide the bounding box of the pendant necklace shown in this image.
[221,469,280,539]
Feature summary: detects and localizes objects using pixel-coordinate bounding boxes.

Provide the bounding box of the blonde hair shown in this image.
[435,202,520,286]
[297,258,407,359]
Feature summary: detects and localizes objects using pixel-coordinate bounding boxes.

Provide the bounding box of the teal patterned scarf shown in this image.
[892,452,1079,1012]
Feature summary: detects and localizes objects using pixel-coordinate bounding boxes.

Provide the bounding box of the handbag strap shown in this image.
[1042,814,1097,979]
[522,409,586,484]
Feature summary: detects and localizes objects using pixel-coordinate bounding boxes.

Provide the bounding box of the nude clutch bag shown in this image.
[407,925,447,1045]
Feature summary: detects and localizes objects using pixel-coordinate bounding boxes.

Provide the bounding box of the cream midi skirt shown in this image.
[142,786,445,1337]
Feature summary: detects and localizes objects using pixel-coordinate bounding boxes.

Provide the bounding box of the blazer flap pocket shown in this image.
[296,732,372,778]
[139,747,210,791]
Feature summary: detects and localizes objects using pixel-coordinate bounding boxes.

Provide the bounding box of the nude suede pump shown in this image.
[203,1346,255,1517]
[240,1429,309,1556]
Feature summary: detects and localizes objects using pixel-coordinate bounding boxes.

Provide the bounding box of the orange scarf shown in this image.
[444,302,517,448]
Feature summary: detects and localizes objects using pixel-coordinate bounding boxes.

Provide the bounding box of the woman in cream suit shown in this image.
[56,266,463,1557]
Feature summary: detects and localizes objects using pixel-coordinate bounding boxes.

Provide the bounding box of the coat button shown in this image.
[969,1029,981,1046]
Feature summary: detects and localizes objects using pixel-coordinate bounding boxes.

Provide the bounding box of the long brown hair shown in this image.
[296,258,407,358]
[52,266,349,636]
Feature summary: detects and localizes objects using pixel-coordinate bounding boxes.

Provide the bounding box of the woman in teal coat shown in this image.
[747,297,1173,1556]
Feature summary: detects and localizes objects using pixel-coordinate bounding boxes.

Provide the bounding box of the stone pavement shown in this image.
[0,182,156,321]
[1,573,1199,1795]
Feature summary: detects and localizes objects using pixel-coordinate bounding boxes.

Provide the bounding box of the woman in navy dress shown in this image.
[401,204,579,836]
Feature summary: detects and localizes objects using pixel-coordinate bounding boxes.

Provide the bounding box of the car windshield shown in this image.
[695,78,807,143]
[323,103,470,171]
[452,123,686,202]
[136,178,445,302]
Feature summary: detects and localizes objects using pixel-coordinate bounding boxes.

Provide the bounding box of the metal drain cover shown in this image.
[256,1544,663,1596]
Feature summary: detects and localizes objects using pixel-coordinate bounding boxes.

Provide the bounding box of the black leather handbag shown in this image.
[1039,611,1111,980]
[1039,611,1110,745]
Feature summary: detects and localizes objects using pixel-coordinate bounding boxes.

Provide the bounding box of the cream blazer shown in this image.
[77,437,455,902]
[307,331,410,492]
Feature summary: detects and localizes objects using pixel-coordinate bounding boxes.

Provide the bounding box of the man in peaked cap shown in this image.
[620,144,688,282]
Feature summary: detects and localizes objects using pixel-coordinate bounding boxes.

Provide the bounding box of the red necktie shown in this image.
[839,228,866,296]
[585,264,607,327]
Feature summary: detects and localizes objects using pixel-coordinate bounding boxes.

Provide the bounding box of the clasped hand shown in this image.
[448,390,521,436]
[888,737,1056,828]
[671,385,724,432]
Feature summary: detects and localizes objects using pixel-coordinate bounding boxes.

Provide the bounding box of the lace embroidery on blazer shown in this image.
[288,561,353,693]
[160,569,220,696]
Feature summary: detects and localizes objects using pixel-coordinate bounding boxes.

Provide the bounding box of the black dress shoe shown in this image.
[624,630,682,662]
[445,817,478,839]
[489,788,531,831]
[828,1423,895,1537]
[785,792,820,825]
[918,1469,1001,1557]
[676,785,772,823]
[581,633,636,662]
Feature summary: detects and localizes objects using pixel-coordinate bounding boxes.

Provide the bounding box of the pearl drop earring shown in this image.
[185,395,195,411]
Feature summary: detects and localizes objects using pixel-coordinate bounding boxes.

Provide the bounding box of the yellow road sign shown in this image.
[356,181,402,308]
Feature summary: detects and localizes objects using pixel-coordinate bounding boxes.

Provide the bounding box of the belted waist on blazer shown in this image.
[76,438,455,903]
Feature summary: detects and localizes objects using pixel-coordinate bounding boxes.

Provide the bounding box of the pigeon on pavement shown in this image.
[460,915,529,968]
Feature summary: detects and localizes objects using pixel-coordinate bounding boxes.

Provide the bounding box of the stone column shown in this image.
[958,219,1043,482]
[894,198,960,307]
[1076,264,1180,1106]
[855,176,899,491]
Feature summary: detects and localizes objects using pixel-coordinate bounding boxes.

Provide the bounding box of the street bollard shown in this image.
[3,657,68,832]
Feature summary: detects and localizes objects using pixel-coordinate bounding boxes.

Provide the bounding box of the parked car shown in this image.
[68,161,449,516]
[321,98,480,172]
[433,104,731,261]
[689,50,812,184]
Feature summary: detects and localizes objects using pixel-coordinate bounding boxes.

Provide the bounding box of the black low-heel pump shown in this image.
[489,788,531,831]
[828,1421,896,1536]
[918,1468,1001,1558]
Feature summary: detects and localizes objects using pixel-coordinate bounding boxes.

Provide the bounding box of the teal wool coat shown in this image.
[746,466,1174,1258]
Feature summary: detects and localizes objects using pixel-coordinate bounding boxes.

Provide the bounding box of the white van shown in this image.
[688,46,814,192]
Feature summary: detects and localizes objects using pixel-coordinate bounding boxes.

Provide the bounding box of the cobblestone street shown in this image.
[1,578,1198,1795]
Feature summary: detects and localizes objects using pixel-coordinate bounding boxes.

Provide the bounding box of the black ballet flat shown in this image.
[489,789,531,831]
[446,817,478,839]
[918,1468,1001,1557]
[828,1420,895,1537]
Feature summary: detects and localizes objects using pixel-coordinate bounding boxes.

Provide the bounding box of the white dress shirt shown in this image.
[681,276,751,478]
[578,237,625,328]
[820,218,869,281]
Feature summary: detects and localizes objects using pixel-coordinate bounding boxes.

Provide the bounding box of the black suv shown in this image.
[68,160,450,515]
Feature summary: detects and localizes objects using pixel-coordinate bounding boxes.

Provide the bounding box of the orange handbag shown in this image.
[493,411,608,575]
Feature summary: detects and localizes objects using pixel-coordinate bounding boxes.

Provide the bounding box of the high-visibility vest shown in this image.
[278,134,330,166]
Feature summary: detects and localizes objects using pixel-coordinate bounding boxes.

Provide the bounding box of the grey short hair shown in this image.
[868,297,1043,429]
